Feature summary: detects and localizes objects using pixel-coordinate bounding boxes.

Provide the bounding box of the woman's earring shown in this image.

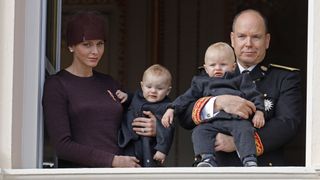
[69,48,74,52]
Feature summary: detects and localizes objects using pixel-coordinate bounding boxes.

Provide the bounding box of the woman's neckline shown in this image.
[62,69,95,79]
[64,65,94,77]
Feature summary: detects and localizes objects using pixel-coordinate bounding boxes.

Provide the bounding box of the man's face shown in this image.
[230,11,270,68]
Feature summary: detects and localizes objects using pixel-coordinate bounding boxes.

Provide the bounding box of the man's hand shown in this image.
[215,95,256,119]
[132,111,156,137]
[214,133,236,152]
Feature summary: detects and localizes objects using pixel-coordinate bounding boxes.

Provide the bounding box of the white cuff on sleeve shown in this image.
[200,97,217,120]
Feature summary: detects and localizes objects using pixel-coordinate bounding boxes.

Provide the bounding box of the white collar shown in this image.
[237,62,257,73]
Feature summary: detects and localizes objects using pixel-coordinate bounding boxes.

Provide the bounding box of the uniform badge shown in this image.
[264,99,273,112]
[260,66,268,72]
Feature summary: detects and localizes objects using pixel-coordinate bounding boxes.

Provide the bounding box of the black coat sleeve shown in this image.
[257,70,302,153]
[173,76,204,114]
[178,100,197,130]
[175,75,207,129]
[154,102,175,155]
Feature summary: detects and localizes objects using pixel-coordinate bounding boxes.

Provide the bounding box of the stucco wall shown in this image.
[0,0,14,169]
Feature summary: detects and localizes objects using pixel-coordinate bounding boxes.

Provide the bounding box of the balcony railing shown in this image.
[1,167,320,180]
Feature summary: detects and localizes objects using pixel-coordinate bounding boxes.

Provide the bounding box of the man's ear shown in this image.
[230,32,235,48]
[265,33,271,49]
[140,81,144,89]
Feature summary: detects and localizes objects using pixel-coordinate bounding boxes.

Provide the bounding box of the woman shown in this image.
[42,11,156,168]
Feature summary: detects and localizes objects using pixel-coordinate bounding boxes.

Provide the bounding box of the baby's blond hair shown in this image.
[142,64,172,86]
[204,42,235,64]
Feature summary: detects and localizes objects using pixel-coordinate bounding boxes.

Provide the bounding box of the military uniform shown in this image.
[179,63,302,166]
[118,89,175,167]
[170,70,264,163]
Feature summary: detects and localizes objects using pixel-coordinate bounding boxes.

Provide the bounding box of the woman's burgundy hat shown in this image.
[66,12,106,46]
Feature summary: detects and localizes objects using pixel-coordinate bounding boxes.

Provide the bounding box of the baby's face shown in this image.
[204,52,235,77]
[140,74,171,103]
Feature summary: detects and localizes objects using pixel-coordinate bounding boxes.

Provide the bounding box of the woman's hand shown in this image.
[214,133,236,153]
[112,155,140,167]
[132,111,156,137]
[153,151,166,164]
[215,95,256,119]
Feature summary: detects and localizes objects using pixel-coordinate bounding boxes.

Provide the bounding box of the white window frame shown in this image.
[2,0,319,178]
[11,0,47,168]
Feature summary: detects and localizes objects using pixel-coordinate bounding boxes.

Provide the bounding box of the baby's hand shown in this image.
[161,109,174,128]
[252,110,265,128]
[153,151,166,164]
[115,90,128,103]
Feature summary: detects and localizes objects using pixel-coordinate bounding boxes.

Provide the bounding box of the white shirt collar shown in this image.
[237,62,257,73]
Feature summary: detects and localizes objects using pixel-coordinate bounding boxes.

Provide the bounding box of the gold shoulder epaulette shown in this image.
[269,64,300,71]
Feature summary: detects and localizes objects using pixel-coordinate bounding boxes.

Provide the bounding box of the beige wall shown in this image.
[0,0,43,169]
[0,0,14,169]
[11,0,25,169]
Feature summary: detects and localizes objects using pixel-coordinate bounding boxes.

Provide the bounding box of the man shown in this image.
[180,9,302,166]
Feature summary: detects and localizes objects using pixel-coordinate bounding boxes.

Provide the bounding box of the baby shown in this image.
[162,42,265,167]
[118,64,175,167]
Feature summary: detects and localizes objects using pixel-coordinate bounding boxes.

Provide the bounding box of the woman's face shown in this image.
[71,40,105,69]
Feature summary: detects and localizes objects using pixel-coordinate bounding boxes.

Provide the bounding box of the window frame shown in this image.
[8,0,320,172]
